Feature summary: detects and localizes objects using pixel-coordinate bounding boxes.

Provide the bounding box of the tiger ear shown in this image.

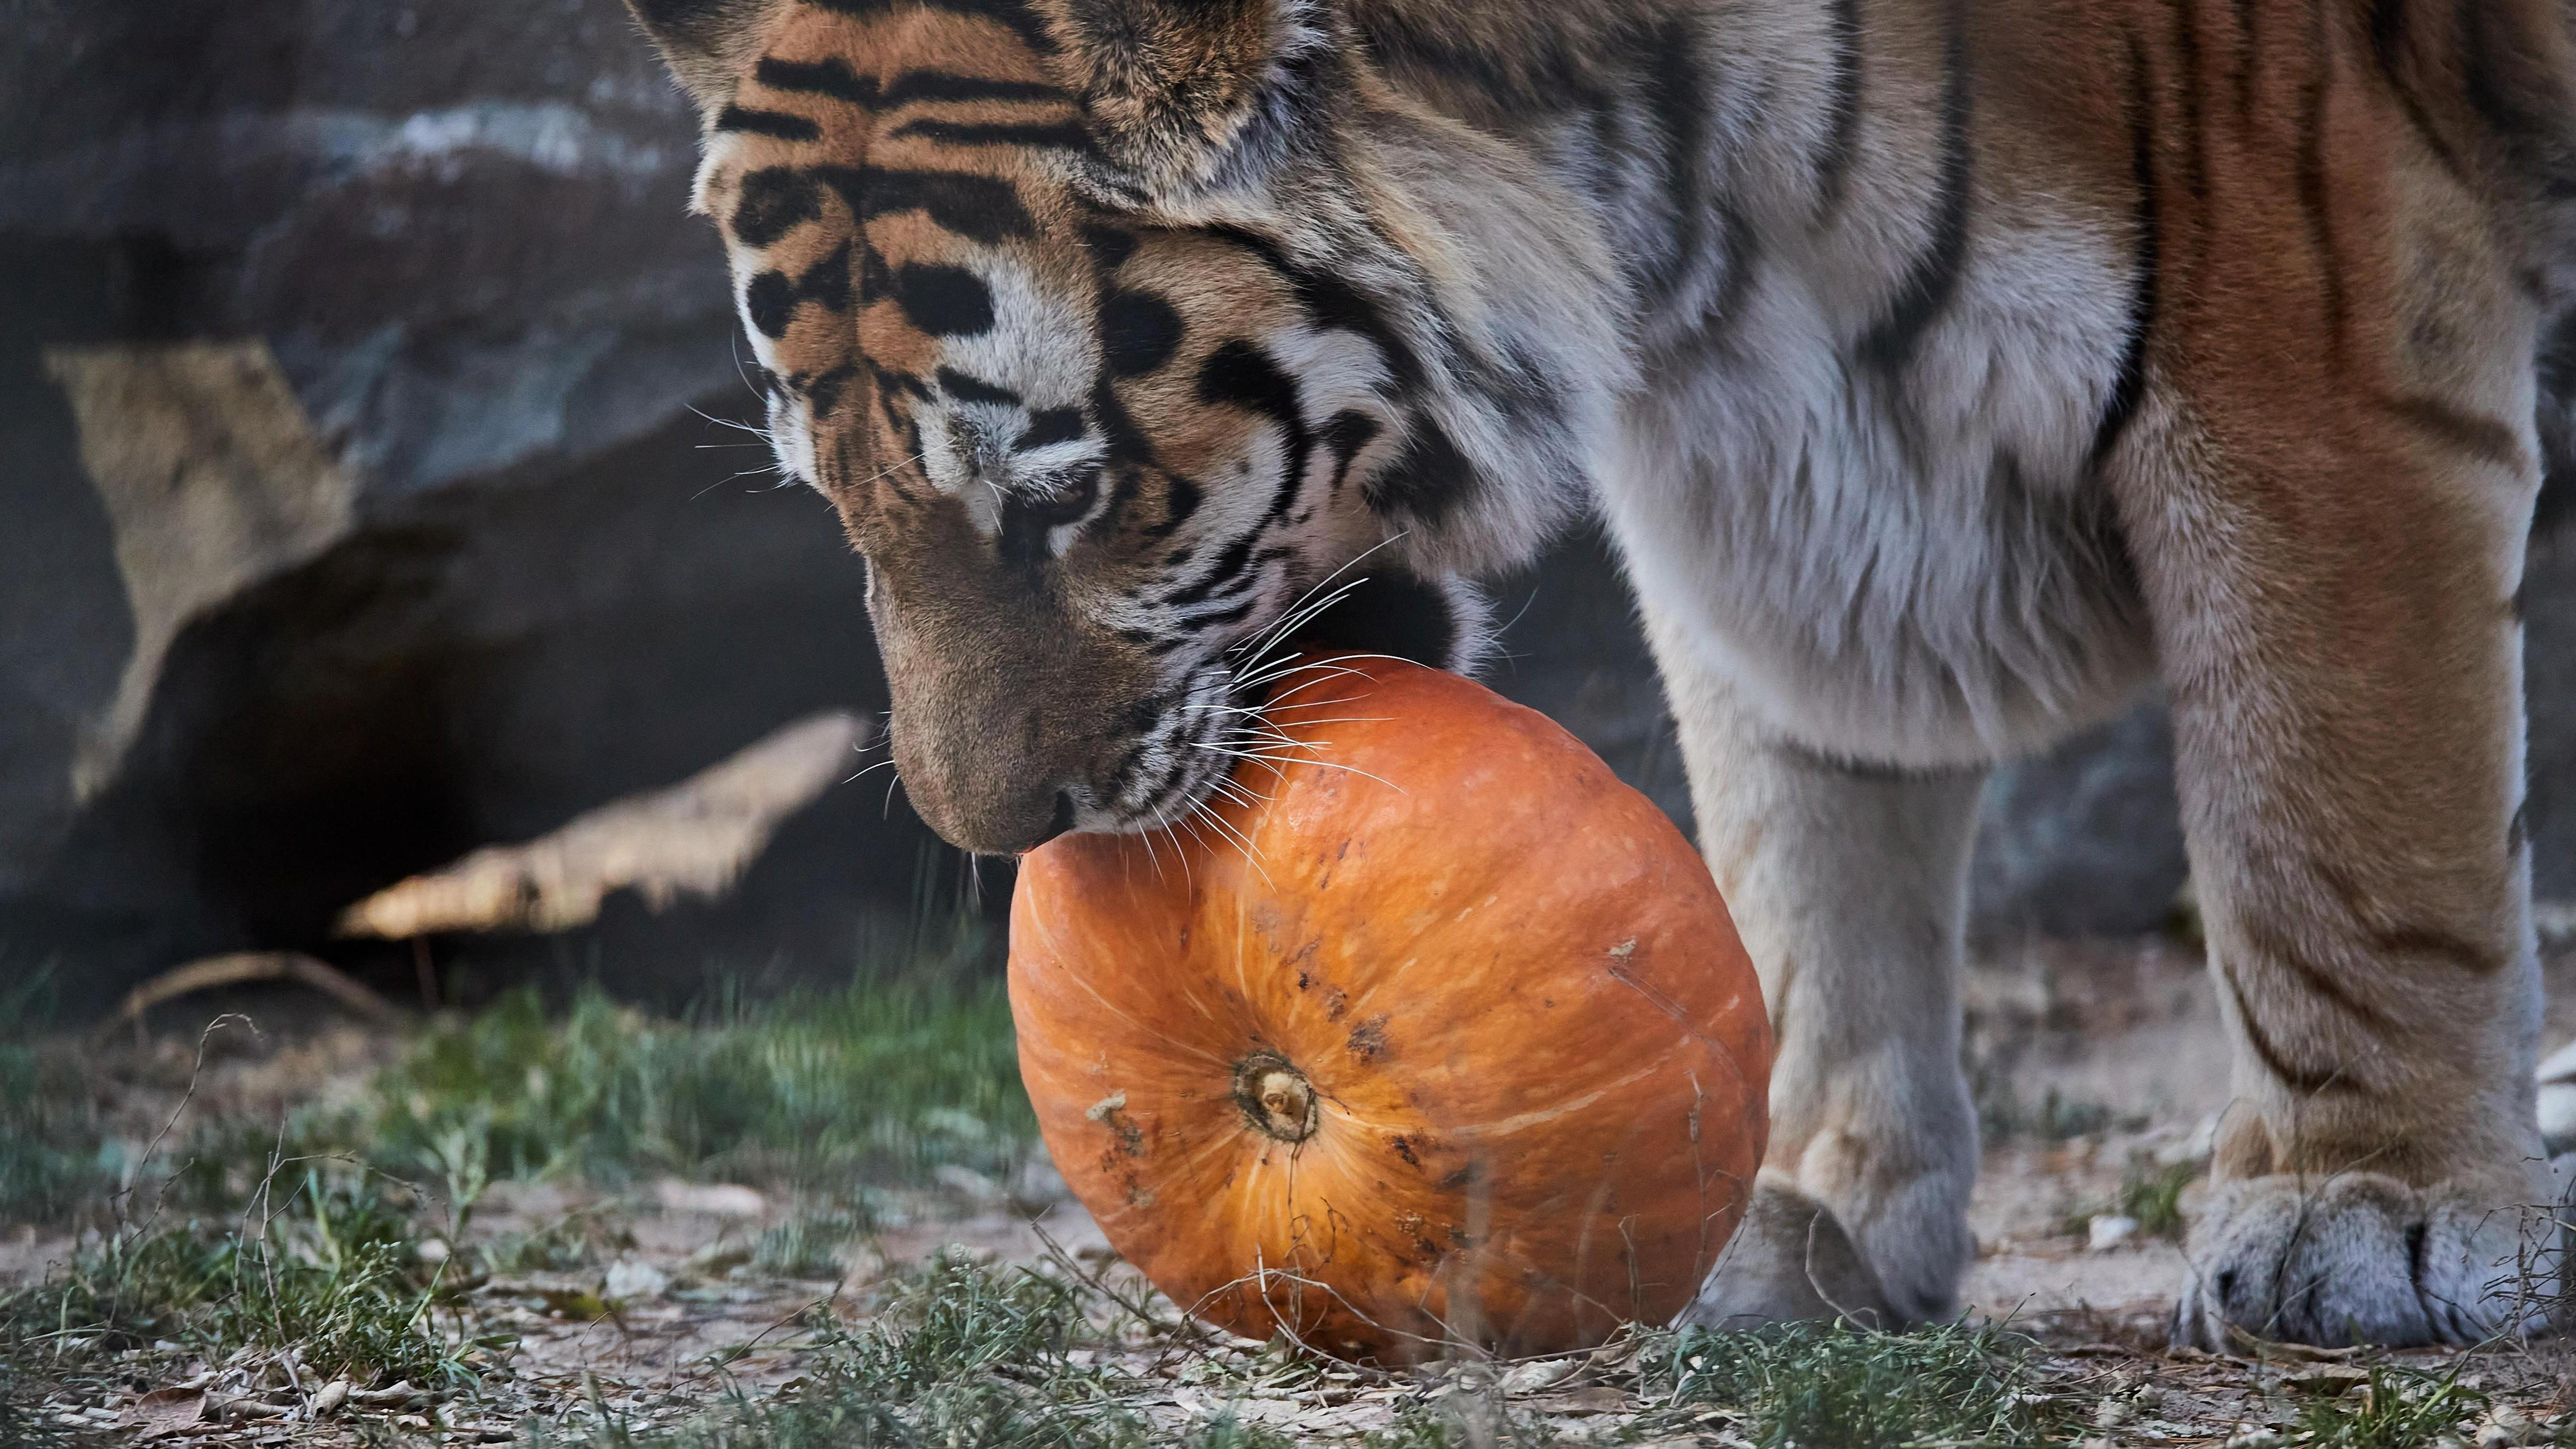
[1045,0,1340,203]
[623,0,786,117]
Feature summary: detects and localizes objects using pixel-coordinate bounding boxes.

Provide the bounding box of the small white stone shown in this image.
[2087,1214,2140,1252]
[415,1237,450,1265]
[604,1258,669,1300]
[932,1164,1003,1202]
[1498,1359,1577,1396]
[2477,1405,2542,1448]
[653,1180,766,1217]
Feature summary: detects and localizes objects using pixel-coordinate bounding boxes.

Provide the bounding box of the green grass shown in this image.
[4,1167,493,1389]
[754,1210,865,1279]
[1975,1083,2142,1144]
[2,937,1041,1428]
[2115,1157,2197,1239]
[2062,1155,2200,1242]
[0,1044,108,1226]
[476,1201,635,1276]
[568,1269,2077,1449]
[1641,1320,2075,1448]
[0,975,111,1226]
[555,1254,1170,1449]
[5,915,1034,1226]
[0,1342,96,1449]
[0,945,2193,1448]
[2288,1365,2486,1449]
[371,974,1032,1203]
[1359,1398,1557,1448]
[546,1253,1558,1449]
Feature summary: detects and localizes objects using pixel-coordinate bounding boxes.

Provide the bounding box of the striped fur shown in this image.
[630,0,2576,1346]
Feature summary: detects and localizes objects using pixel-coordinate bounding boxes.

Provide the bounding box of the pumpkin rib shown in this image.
[1017,904,1240,1071]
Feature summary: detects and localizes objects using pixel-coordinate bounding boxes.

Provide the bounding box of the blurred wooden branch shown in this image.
[103,952,404,1038]
[333,712,871,939]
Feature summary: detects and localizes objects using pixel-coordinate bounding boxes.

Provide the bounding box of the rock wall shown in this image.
[5,0,2564,1012]
[0,0,889,1006]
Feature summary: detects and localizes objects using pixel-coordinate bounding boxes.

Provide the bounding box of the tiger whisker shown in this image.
[1250,649,1409,680]
[1206,775,1265,809]
[1172,808,1243,879]
[695,463,789,500]
[1210,747,1408,795]
[1135,816,1166,882]
[1229,576,1372,677]
[1202,759,1278,795]
[1209,729,1312,754]
[1233,655,1398,693]
[688,404,777,441]
[849,449,930,493]
[1227,533,1411,670]
[1177,698,1372,723]
[1248,692,1367,713]
[1233,714,1389,731]
[1186,799,1270,883]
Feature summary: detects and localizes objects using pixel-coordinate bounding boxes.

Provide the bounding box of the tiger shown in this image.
[619,0,2576,1346]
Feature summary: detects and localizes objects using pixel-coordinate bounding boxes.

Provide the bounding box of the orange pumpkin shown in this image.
[1009,657,1770,1361]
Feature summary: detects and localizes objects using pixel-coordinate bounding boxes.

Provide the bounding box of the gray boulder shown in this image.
[0,0,914,1006]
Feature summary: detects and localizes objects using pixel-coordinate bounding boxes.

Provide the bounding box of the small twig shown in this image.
[1026,1219,1222,1367]
[678,1289,842,1390]
[89,1012,268,1308]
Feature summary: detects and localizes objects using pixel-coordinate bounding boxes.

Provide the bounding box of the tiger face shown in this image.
[642,0,1608,853]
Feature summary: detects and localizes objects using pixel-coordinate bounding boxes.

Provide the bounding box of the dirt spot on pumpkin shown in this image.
[1323,986,1350,1022]
[1087,1092,1146,1159]
[1393,1212,1442,1261]
[1317,839,1351,887]
[1345,1014,1389,1060]
[1387,1134,1420,1167]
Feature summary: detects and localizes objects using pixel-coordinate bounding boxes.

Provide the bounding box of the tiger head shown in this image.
[627,0,1623,853]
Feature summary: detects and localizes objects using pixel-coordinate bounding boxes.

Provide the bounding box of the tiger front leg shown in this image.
[2126,385,2556,1347]
[1646,632,1988,1329]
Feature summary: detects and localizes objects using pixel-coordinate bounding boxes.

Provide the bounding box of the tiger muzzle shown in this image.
[872,571,1152,857]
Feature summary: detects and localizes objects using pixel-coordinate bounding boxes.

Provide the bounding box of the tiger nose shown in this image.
[953,785,1075,857]
[1026,791,1077,852]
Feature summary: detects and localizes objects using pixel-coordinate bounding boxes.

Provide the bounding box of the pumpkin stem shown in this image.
[1232,1052,1318,1142]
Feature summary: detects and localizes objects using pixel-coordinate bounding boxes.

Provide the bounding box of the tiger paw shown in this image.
[2171,1170,2557,1348]
[1676,1173,1897,1330]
